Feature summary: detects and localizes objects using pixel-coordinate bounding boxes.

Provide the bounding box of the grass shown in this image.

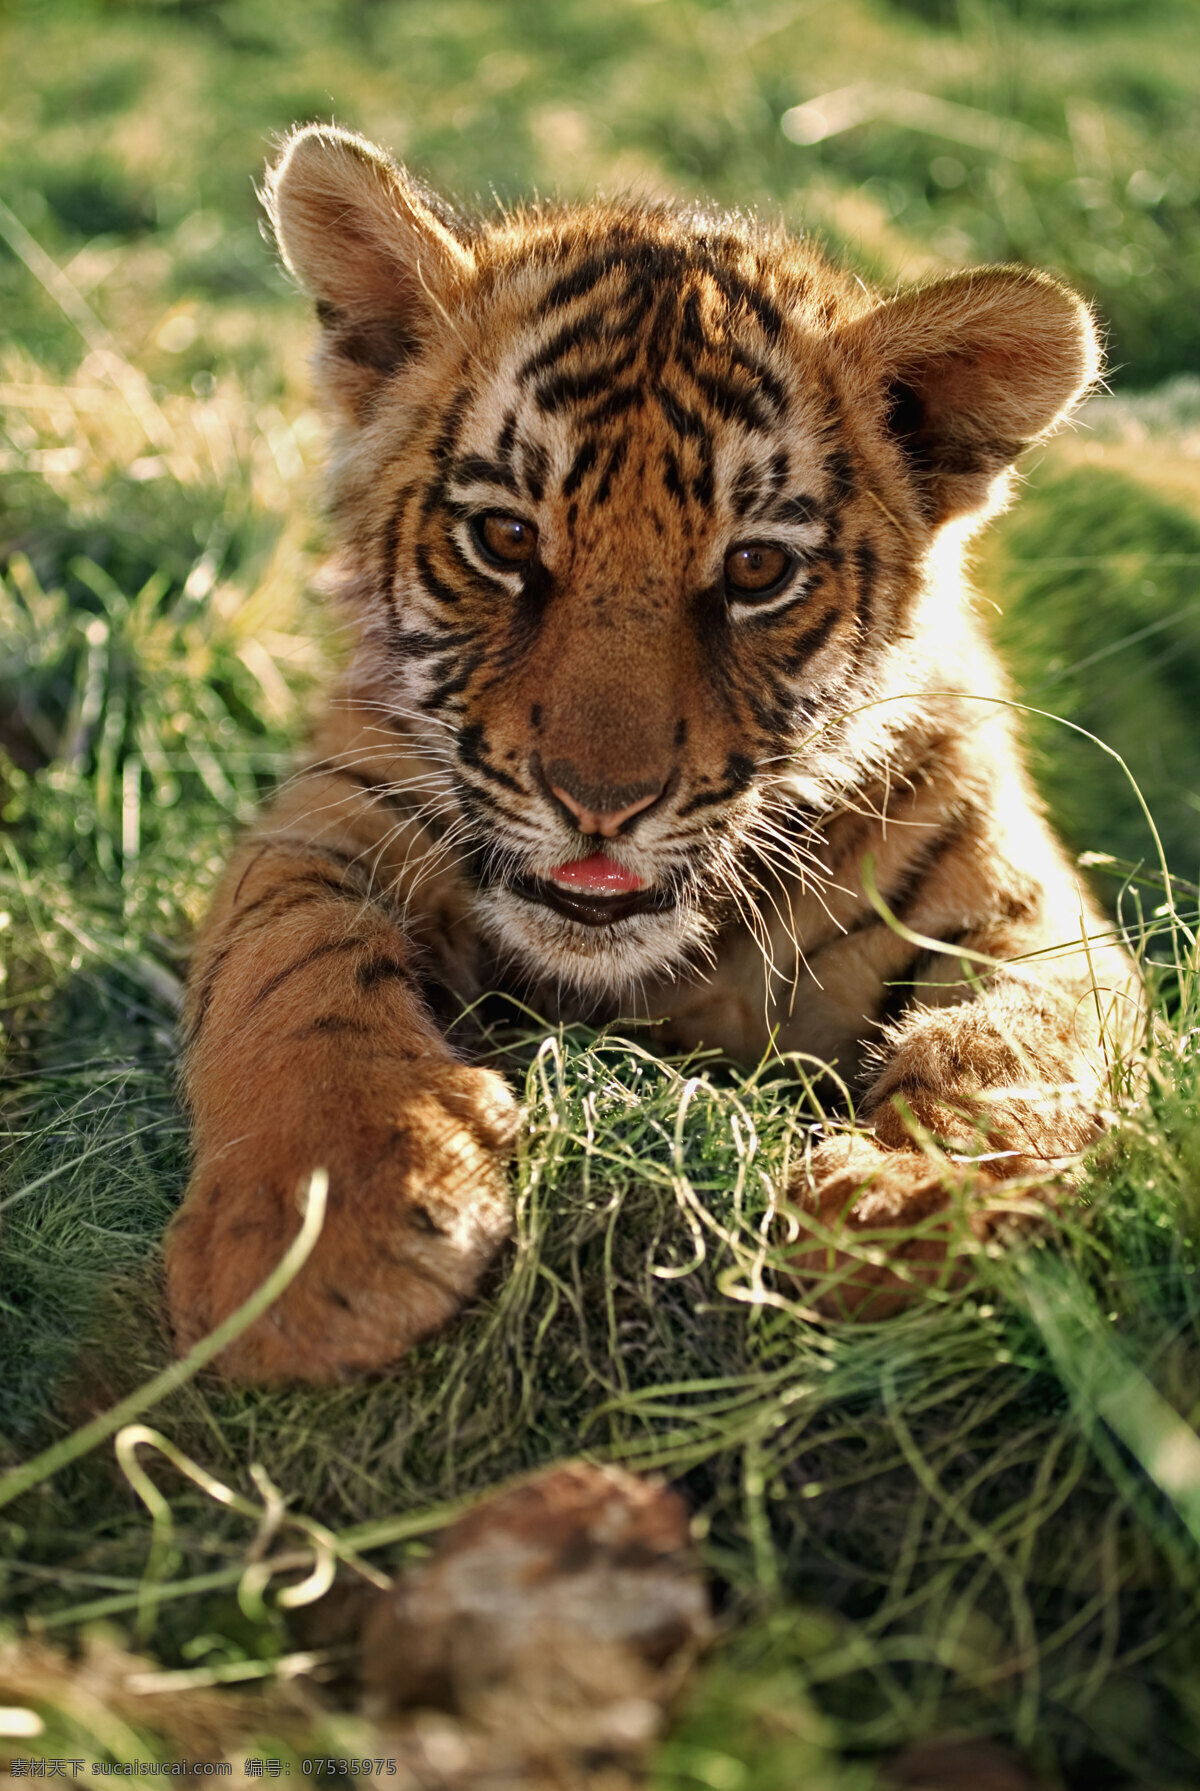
[3,0,1200,1783]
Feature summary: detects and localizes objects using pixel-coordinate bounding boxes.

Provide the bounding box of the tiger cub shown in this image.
[164,125,1137,1383]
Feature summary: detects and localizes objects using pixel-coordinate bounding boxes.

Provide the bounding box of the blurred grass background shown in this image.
[3,0,1200,1784]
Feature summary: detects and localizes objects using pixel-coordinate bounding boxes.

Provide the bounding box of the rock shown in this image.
[885,1738,1044,1790]
[361,1461,711,1788]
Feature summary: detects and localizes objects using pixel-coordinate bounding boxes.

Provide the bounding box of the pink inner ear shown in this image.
[265,129,476,426]
[905,330,1086,474]
[276,181,415,312]
[918,345,1009,423]
[266,127,471,317]
[860,267,1098,463]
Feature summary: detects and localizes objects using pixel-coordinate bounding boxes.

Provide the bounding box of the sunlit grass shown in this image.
[2,478,1199,1770]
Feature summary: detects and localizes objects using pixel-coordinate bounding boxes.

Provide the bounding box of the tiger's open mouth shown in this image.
[507,873,677,928]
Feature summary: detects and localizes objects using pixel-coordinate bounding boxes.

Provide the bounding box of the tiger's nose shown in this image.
[546,767,665,839]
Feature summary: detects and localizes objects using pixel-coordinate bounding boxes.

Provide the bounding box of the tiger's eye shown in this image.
[474,513,539,566]
[724,543,792,597]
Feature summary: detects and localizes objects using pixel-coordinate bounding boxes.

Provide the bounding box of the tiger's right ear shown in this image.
[263,124,475,421]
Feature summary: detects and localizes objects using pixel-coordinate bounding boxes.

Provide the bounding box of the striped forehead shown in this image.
[445,237,833,527]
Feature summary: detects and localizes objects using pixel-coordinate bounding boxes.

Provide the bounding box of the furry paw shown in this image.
[164,1058,518,1383]
[785,1133,1011,1320]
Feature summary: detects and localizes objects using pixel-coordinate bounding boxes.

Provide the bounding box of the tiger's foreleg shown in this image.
[165,746,517,1385]
[790,898,1139,1319]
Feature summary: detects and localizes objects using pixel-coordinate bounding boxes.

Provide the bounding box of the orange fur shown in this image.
[163,126,1139,1381]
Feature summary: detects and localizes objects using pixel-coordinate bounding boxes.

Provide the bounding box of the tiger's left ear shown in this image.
[843,267,1100,526]
[263,124,476,422]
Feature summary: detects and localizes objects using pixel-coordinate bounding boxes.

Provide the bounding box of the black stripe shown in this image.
[392,625,478,660]
[769,493,823,528]
[379,484,413,599]
[614,275,659,345]
[678,286,705,351]
[249,935,367,1010]
[414,541,466,608]
[453,776,516,823]
[726,344,787,414]
[521,439,550,502]
[431,387,471,463]
[420,387,471,516]
[692,436,714,508]
[186,939,238,1047]
[356,955,411,991]
[230,844,269,907]
[818,372,844,433]
[677,752,755,817]
[746,676,797,735]
[662,447,687,508]
[684,366,769,433]
[538,251,626,314]
[710,265,784,341]
[538,242,681,314]
[448,453,518,493]
[457,721,523,793]
[227,873,364,927]
[731,464,761,517]
[425,648,486,710]
[519,308,609,381]
[642,284,679,380]
[780,606,839,670]
[825,446,858,502]
[677,337,785,427]
[594,437,628,506]
[655,384,707,440]
[581,384,644,427]
[562,439,599,497]
[885,812,975,922]
[187,859,373,1046]
[536,343,639,414]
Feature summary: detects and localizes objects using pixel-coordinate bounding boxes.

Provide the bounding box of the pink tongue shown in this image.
[550,854,646,895]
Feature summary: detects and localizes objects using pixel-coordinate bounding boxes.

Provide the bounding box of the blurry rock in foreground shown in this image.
[884,1738,1042,1791]
[362,1461,712,1788]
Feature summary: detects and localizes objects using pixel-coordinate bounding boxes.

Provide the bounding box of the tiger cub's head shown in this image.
[266,125,1098,998]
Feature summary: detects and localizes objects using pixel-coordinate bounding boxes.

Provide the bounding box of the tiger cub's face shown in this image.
[267,128,1096,998]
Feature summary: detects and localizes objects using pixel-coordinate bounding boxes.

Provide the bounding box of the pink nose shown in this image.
[550,783,661,839]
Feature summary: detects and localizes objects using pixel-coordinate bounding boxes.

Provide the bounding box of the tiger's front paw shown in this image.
[164,1059,519,1384]
[785,1133,1002,1321]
